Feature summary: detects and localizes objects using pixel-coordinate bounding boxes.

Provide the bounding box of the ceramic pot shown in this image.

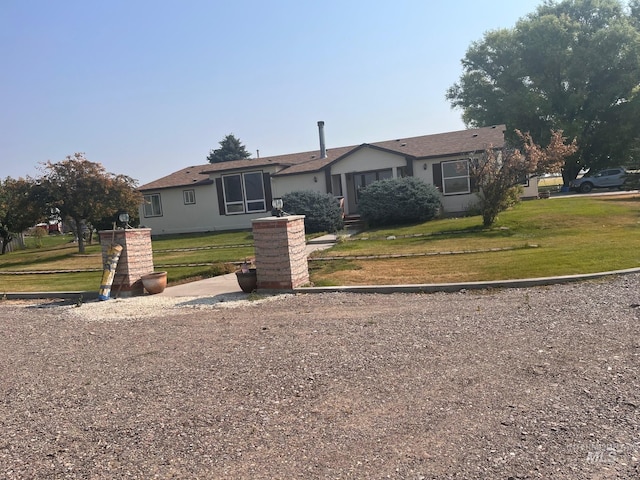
[236,268,257,293]
[141,271,168,294]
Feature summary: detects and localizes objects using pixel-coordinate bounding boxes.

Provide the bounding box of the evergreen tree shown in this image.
[207,134,252,163]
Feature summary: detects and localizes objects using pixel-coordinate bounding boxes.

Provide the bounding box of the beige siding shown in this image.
[271,172,326,198]
[412,160,433,184]
[139,185,219,235]
[139,166,280,235]
[330,147,406,175]
[521,177,540,198]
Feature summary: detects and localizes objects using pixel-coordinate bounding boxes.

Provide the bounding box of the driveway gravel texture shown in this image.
[1,274,640,479]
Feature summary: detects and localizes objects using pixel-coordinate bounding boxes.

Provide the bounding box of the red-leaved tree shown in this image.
[471,130,578,226]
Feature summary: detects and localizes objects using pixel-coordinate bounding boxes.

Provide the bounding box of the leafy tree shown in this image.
[0,177,46,254]
[358,177,441,227]
[446,0,640,183]
[472,130,578,226]
[206,134,252,163]
[38,153,142,253]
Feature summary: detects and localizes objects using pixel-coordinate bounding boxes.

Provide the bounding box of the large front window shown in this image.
[143,193,162,217]
[442,160,470,195]
[222,171,266,214]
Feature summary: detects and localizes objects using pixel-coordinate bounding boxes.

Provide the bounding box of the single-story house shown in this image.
[138,123,538,235]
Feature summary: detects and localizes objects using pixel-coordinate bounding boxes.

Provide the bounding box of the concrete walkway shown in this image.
[158,233,339,297]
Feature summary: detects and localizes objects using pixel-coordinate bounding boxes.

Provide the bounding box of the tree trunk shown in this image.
[482,211,497,227]
[0,232,13,255]
[74,221,86,254]
[562,163,581,187]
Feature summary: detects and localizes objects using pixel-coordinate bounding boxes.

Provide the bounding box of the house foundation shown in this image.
[98,228,154,297]
[251,215,309,290]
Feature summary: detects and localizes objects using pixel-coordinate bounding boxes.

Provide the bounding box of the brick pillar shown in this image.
[98,228,154,297]
[252,215,309,290]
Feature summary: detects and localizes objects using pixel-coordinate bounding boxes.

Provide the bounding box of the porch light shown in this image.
[271,198,286,217]
[118,212,131,229]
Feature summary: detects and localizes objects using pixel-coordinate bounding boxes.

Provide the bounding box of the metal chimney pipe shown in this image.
[317,121,327,159]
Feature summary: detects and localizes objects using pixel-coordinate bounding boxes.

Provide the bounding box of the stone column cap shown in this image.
[252,215,306,224]
[98,227,153,234]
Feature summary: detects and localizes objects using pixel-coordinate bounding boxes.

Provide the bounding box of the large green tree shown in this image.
[447,0,640,182]
[206,134,252,163]
[0,177,46,254]
[39,153,142,253]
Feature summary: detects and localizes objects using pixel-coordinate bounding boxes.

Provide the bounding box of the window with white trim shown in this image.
[183,189,196,205]
[222,171,266,214]
[143,193,163,217]
[442,160,470,195]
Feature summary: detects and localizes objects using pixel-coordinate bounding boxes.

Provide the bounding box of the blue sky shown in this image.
[1,0,542,186]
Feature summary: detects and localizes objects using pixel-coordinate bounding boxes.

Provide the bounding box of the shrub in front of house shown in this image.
[282,191,344,234]
[358,177,441,227]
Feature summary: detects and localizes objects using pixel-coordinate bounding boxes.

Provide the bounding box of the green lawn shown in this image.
[1,230,255,293]
[2,195,640,292]
[308,194,640,285]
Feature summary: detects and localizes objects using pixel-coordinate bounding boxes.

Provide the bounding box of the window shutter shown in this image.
[405,157,414,177]
[262,172,272,208]
[324,169,332,194]
[215,178,226,215]
[432,163,442,192]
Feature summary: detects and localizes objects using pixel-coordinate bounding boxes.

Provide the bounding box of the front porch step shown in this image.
[343,215,366,232]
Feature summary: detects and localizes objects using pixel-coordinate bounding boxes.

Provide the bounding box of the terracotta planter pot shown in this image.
[141,271,168,294]
[236,268,257,293]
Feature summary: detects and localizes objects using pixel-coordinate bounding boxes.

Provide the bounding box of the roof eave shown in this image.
[139,178,214,192]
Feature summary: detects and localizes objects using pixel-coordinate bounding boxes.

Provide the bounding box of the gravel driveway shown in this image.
[1,274,640,479]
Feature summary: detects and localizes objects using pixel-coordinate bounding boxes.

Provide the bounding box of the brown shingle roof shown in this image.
[138,165,214,191]
[372,124,505,158]
[139,125,506,191]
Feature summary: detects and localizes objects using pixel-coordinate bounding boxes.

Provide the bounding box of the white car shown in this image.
[569,167,627,193]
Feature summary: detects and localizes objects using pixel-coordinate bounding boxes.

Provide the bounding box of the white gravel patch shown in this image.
[35,292,293,321]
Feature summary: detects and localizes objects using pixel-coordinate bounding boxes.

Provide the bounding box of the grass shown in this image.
[2,195,640,292]
[1,230,255,293]
[308,194,640,285]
